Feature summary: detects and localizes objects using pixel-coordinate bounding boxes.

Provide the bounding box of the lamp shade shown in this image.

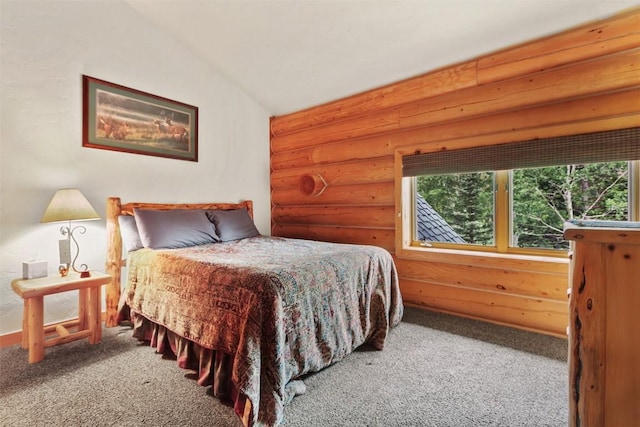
[41,188,100,223]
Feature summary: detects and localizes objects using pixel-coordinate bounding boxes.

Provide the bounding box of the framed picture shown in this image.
[82,75,198,162]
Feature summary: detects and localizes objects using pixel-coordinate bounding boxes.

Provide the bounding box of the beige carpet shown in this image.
[0,307,568,426]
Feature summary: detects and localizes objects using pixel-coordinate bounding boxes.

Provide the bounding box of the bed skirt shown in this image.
[128,311,252,426]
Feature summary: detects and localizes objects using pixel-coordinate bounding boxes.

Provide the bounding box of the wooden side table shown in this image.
[11,272,112,363]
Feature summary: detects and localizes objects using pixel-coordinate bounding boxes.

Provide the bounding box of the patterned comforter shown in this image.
[123,236,403,426]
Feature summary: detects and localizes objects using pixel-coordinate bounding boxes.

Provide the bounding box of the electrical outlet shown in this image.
[58,239,71,265]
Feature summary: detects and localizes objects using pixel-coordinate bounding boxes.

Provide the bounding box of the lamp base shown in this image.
[80,271,91,278]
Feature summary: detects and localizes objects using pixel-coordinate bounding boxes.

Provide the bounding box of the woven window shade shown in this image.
[403,127,640,177]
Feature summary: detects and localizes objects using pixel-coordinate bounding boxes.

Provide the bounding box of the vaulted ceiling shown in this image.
[127,1,639,116]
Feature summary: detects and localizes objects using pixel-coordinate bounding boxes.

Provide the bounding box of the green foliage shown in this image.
[417,161,629,251]
[417,172,494,245]
[513,162,628,249]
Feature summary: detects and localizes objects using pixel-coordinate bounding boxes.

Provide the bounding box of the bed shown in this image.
[104,197,403,427]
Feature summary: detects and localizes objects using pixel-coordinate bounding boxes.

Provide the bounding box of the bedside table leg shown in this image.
[21,300,28,349]
[27,297,44,363]
[78,288,88,331]
[88,286,101,344]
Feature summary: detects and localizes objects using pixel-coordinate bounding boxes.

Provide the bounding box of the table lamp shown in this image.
[41,188,100,277]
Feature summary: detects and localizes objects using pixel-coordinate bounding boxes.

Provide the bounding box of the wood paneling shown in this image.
[272,205,395,228]
[271,134,395,170]
[400,279,568,336]
[270,8,640,335]
[271,109,401,152]
[271,157,394,188]
[270,61,478,136]
[272,90,640,170]
[477,11,640,84]
[272,224,395,251]
[271,50,639,150]
[272,181,394,206]
[398,49,640,129]
[395,258,567,301]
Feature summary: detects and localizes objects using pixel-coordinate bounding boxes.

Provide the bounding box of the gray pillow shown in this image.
[118,215,144,252]
[206,208,260,242]
[134,208,220,249]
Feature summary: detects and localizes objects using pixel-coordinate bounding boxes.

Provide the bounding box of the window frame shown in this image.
[395,134,639,265]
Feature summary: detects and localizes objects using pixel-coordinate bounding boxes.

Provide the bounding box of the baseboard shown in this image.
[0,311,108,349]
[0,330,21,348]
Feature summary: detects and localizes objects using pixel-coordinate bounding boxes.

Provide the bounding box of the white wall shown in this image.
[0,1,271,335]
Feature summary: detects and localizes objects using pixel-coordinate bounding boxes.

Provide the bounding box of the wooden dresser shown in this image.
[563,222,640,427]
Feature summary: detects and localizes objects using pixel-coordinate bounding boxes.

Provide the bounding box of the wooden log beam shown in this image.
[272,205,395,228]
[270,89,640,168]
[270,61,477,137]
[272,224,395,252]
[271,109,400,153]
[271,157,394,189]
[400,278,568,336]
[395,115,640,158]
[399,49,640,129]
[271,134,394,169]
[393,249,568,274]
[271,181,394,206]
[394,258,567,300]
[478,9,640,84]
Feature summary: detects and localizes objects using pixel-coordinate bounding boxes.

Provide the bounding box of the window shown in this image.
[416,171,494,247]
[511,161,631,250]
[401,128,640,256]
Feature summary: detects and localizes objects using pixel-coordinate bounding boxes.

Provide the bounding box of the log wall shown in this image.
[269,9,640,336]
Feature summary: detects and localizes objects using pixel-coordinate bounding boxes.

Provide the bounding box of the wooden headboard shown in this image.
[104,197,254,327]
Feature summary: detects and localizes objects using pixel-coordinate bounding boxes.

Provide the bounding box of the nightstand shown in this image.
[11,272,112,363]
